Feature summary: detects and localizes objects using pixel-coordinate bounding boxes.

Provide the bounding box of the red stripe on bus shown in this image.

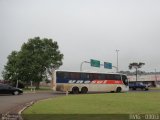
[91,80,123,84]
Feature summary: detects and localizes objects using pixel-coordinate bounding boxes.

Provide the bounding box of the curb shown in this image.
[17,101,35,120]
[1,101,35,120]
[18,95,64,120]
[18,101,34,114]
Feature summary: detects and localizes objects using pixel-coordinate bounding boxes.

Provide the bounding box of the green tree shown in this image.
[2,51,19,82]
[129,62,145,81]
[3,37,63,89]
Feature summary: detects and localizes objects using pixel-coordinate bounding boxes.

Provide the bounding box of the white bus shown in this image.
[54,70,129,94]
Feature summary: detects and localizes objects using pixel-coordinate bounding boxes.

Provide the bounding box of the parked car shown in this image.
[129,82,149,91]
[0,83,23,95]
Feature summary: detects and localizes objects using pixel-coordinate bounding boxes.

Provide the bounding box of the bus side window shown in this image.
[64,73,70,79]
[71,72,76,80]
[105,74,108,80]
[98,74,106,80]
[80,73,89,80]
[71,72,80,79]
[86,73,90,79]
[57,72,64,79]
[114,75,121,80]
[93,73,98,79]
[75,73,80,80]
[106,74,114,80]
[89,73,93,80]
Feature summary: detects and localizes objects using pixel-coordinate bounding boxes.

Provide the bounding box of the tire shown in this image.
[116,87,122,93]
[81,87,88,94]
[72,87,79,94]
[13,91,19,95]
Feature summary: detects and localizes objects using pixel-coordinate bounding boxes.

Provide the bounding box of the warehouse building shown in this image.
[128,74,160,87]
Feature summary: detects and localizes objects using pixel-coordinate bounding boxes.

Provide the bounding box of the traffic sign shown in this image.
[90,59,100,67]
[104,62,112,69]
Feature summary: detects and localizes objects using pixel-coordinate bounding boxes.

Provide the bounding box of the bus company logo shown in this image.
[68,80,91,84]
[68,80,123,84]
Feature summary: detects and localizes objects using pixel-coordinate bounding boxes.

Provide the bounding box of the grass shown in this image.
[22,92,160,120]
[150,87,160,90]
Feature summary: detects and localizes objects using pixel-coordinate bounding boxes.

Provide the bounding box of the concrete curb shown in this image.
[18,101,34,114]
[18,95,64,120]
[1,101,35,120]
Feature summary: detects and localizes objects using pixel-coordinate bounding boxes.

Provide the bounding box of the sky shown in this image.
[0,0,160,79]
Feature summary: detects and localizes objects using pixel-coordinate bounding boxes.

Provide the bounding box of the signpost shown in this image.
[80,59,114,71]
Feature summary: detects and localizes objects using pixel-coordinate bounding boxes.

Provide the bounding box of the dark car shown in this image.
[129,82,149,91]
[0,83,23,95]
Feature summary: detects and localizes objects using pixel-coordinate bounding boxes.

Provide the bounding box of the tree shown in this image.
[2,51,19,82]
[3,37,63,89]
[128,62,145,81]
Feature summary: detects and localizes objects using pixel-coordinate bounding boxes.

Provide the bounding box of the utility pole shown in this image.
[155,69,157,87]
[116,50,119,72]
[80,61,90,71]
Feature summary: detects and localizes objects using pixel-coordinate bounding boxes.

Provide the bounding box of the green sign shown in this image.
[104,62,112,69]
[90,59,100,67]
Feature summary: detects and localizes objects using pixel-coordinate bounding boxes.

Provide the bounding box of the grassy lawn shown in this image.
[150,87,160,90]
[23,92,160,120]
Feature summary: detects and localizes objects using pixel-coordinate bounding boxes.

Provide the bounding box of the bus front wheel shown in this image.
[81,87,88,94]
[116,87,122,93]
[72,87,79,94]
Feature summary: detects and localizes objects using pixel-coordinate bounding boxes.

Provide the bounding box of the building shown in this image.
[128,74,160,87]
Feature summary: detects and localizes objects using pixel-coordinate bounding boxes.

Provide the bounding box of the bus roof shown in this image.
[55,70,126,75]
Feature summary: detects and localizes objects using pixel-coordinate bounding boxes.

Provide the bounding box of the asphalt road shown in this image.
[129,89,160,93]
[0,91,64,114]
[0,89,159,114]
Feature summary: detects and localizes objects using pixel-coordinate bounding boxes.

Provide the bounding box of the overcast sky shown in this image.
[0,0,160,78]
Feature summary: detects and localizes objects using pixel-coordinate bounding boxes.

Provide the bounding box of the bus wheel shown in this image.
[116,87,122,93]
[81,87,88,94]
[72,87,79,94]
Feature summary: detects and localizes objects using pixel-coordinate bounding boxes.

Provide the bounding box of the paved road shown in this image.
[0,89,159,114]
[129,89,160,93]
[0,92,64,114]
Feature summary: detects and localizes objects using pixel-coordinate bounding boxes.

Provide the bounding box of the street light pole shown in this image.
[80,61,90,71]
[155,69,157,86]
[116,50,119,72]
